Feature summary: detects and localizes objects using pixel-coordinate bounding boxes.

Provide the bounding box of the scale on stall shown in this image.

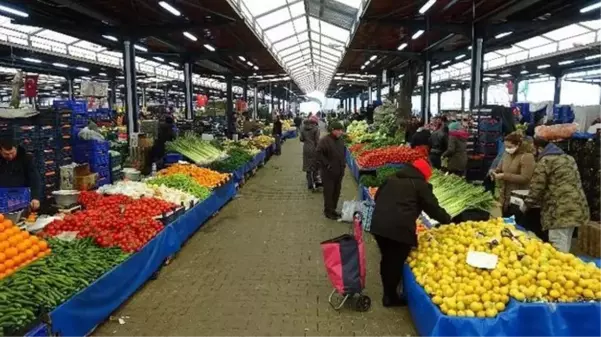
[52,190,82,214]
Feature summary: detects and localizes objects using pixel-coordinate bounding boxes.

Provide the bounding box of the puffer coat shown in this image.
[300,120,320,172]
[496,143,536,211]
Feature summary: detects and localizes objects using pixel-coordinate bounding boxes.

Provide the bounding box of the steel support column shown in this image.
[66,75,74,100]
[183,62,194,119]
[512,78,520,103]
[123,40,139,140]
[243,80,248,102]
[483,83,489,105]
[368,87,372,104]
[353,96,357,113]
[253,86,258,119]
[389,71,395,100]
[163,87,169,106]
[109,79,116,110]
[226,75,234,138]
[141,85,146,108]
[469,30,484,110]
[460,87,465,111]
[437,91,442,115]
[269,83,274,113]
[376,76,382,102]
[421,59,432,124]
[553,75,562,105]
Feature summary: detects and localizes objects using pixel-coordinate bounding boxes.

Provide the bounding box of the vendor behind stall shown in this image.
[0,138,41,211]
[491,132,535,217]
[524,137,590,252]
[151,116,176,169]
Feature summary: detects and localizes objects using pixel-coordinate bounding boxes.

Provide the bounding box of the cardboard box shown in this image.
[578,221,601,258]
[74,173,97,191]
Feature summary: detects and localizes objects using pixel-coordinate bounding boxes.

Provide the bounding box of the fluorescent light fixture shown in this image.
[361,65,365,70]
[412,30,424,39]
[158,1,181,16]
[537,64,551,69]
[0,4,28,17]
[134,45,148,52]
[153,57,164,62]
[253,65,259,70]
[183,32,197,41]
[580,2,601,13]
[483,77,492,82]
[169,62,179,67]
[246,61,253,67]
[419,0,437,14]
[102,35,118,42]
[558,60,575,65]
[442,60,451,65]
[520,70,529,74]
[99,72,107,76]
[468,46,472,50]
[203,44,215,52]
[369,55,377,61]
[76,67,90,72]
[495,31,513,39]
[455,54,466,60]
[23,57,42,63]
[499,73,512,78]
[397,43,408,51]
[585,54,601,60]
[364,60,370,65]
[238,56,246,62]
[52,63,68,68]
[432,64,439,69]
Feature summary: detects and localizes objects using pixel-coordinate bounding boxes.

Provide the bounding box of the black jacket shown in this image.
[0,147,42,201]
[152,123,175,162]
[293,116,302,128]
[316,134,346,177]
[370,166,451,245]
[272,119,283,136]
[429,127,448,154]
[411,129,431,148]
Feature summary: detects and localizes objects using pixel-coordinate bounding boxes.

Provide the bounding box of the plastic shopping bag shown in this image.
[341,201,364,223]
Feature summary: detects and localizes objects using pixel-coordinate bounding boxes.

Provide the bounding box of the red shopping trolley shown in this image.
[320,212,371,311]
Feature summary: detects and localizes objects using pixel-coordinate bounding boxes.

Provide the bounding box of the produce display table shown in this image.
[24,180,237,337]
[282,129,297,140]
[231,149,268,184]
[344,147,360,182]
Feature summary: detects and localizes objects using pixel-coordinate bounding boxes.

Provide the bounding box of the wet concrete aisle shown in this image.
[94,138,416,336]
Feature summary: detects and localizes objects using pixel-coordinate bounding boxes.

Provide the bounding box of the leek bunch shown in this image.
[430,171,494,217]
[166,132,227,165]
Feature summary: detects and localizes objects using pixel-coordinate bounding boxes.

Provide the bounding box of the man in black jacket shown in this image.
[316,121,346,220]
[370,158,451,307]
[272,115,283,155]
[0,138,42,211]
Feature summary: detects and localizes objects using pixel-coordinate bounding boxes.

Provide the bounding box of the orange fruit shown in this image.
[38,241,48,250]
[5,268,14,276]
[0,223,5,232]
[44,249,51,255]
[0,252,5,263]
[31,245,40,254]
[0,241,8,251]
[19,232,30,240]
[7,236,20,247]
[23,239,32,249]
[0,214,4,222]
[0,232,7,241]
[24,249,33,260]
[12,254,23,266]
[16,242,27,252]
[2,219,11,228]
[5,247,17,258]
[4,259,14,268]
[36,252,45,258]
[30,235,40,242]
[0,263,5,273]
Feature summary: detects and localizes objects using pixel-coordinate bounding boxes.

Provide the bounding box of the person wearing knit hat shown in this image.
[442,121,468,176]
[316,120,346,219]
[369,157,451,307]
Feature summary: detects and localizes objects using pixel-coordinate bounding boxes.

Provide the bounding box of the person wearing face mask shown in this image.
[316,121,346,220]
[490,132,535,217]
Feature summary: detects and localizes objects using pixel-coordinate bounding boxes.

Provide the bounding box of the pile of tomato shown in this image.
[43,193,176,252]
[348,143,366,155]
[356,146,426,168]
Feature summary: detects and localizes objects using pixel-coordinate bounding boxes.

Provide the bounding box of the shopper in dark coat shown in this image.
[370,158,451,307]
[316,121,346,219]
[151,116,176,170]
[300,116,320,190]
[293,114,303,129]
[0,138,42,211]
[429,117,448,169]
[442,121,468,176]
[272,115,283,155]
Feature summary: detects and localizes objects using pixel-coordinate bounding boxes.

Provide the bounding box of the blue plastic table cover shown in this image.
[357,163,407,172]
[403,223,601,337]
[344,148,360,182]
[26,180,238,337]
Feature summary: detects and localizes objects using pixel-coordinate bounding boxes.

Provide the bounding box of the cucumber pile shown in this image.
[0,238,130,336]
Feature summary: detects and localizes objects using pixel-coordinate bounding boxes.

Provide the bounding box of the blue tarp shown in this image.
[404,263,601,336]
[359,185,371,202]
[344,148,360,182]
[358,163,406,172]
[26,180,238,337]
[229,149,267,184]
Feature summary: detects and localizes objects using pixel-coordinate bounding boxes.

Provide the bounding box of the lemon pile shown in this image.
[408,218,601,318]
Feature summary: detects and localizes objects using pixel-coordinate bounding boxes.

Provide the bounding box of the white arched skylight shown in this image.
[228,0,367,94]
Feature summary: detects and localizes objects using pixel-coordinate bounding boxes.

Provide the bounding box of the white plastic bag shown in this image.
[341,200,364,223]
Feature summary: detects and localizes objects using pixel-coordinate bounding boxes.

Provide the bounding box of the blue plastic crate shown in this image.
[96,176,111,188]
[92,165,110,178]
[41,149,56,161]
[60,146,72,158]
[478,131,502,143]
[164,153,183,164]
[0,187,30,213]
[73,152,89,164]
[59,156,73,166]
[89,152,109,165]
[15,125,38,138]
[53,99,87,113]
[60,125,71,136]
[73,114,88,127]
[39,126,56,138]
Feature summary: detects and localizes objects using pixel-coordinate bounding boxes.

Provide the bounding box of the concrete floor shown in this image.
[93,138,416,336]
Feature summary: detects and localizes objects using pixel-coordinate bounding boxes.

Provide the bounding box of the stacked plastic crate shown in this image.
[14,123,58,202]
[53,100,88,165]
[109,150,123,182]
[475,108,502,167]
[73,140,111,187]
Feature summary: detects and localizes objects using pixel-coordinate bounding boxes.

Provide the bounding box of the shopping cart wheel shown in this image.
[355,295,371,312]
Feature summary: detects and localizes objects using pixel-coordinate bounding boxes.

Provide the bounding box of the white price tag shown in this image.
[510,196,524,207]
[467,251,498,270]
